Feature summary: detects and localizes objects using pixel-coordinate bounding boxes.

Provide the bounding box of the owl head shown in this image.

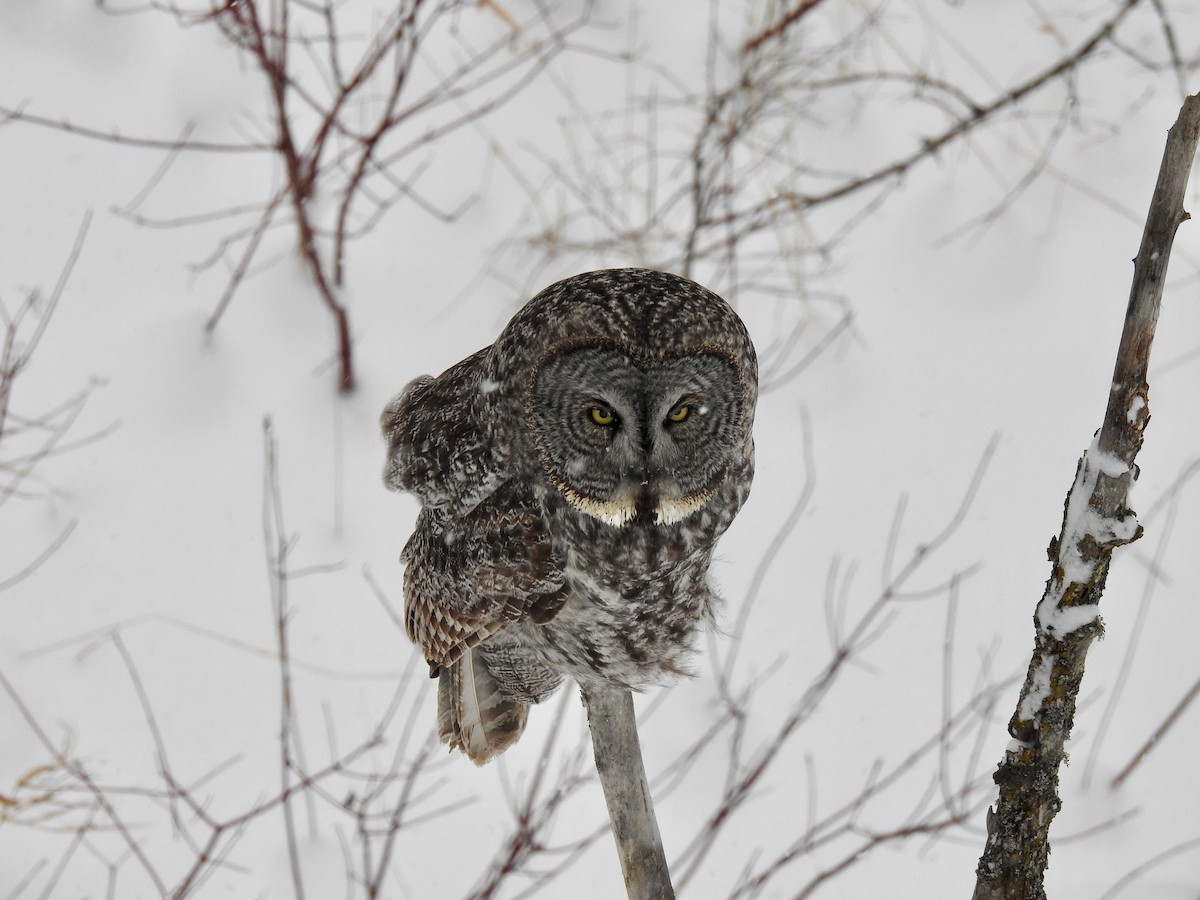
[485,269,757,527]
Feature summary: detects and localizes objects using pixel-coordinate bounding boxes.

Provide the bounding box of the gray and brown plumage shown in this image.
[382,268,757,764]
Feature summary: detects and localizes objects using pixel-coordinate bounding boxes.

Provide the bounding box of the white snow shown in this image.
[1035,438,1138,638]
[1017,652,1057,724]
[1127,393,1146,423]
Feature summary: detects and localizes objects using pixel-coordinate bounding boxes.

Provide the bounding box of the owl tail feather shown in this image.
[437,648,528,765]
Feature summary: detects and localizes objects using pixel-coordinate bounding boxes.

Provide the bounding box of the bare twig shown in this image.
[0,667,168,895]
[0,520,77,592]
[1097,835,1200,899]
[694,0,1145,259]
[10,3,594,393]
[164,1,591,391]
[467,691,599,900]
[261,417,308,900]
[0,103,272,152]
[1110,673,1200,788]
[1,213,93,591]
[741,0,830,55]
[675,441,997,894]
[0,213,90,442]
[516,1,1167,394]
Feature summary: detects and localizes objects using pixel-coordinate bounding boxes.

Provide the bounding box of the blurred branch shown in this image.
[0,521,76,594]
[2,421,456,897]
[694,0,1144,257]
[514,0,1183,391]
[0,103,272,152]
[9,1,594,393]
[1110,673,1200,788]
[0,213,90,447]
[0,666,169,895]
[972,92,1200,900]
[157,0,592,393]
[467,691,599,899]
[1097,836,1200,900]
[0,214,94,592]
[726,681,1006,899]
[675,440,997,895]
[261,417,308,899]
[741,0,830,55]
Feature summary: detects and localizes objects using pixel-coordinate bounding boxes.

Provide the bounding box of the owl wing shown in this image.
[385,348,568,763]
[381,347,506,516]
[402,484,568,671]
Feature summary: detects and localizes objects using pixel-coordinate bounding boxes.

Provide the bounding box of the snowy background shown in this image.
[2,1,1200,897]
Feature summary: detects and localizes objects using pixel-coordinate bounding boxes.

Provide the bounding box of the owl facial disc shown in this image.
[530,342,746,530]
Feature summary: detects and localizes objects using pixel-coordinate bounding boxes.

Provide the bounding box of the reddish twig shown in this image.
[741,0,830,56]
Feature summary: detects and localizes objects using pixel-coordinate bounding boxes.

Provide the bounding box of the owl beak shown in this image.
[632,478,658,524]
[633,465,660,491]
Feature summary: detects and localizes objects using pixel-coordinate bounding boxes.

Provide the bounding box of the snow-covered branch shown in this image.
[973,92,1200,900]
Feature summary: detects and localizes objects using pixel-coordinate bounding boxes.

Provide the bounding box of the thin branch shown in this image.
[674,439,997,889]
[741,0,830,55]
[1097,835,1200,899]
[695,0,1144,257]
[262,417,308,900]
[1110,673,1200,788]
[0,104,273,152]
[0,520,77,592]
[0,667,168,896]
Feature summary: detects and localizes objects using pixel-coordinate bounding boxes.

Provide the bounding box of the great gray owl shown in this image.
[381,268,757,764]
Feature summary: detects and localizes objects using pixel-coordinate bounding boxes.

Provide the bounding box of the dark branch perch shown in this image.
[972,93,1200,900]
[580,684,675,900]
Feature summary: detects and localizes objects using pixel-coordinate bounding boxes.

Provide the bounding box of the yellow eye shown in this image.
[667,403,690,423]
[590,406,616,426]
